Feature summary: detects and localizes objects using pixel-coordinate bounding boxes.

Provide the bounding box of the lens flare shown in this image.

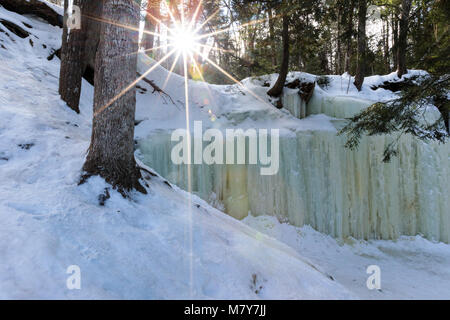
[172,27,198,53]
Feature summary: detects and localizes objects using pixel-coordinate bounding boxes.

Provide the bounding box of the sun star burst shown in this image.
[87,0,279,118]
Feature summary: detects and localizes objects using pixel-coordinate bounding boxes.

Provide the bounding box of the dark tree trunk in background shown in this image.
[82,0,103,75]
[59,0,86,113]
[268,7,277,67]
[267,14,289,98]
[59,0,69,80]
[392,11,399,71]
[59,0,69,104]
[344,0,354,74]
[59,0,103,111]
[336,4,342,74]
[82,0,145,194]
[384,18,390,72]
[142,0,160,52]
[353,0,367,91]
[397,0,412,78]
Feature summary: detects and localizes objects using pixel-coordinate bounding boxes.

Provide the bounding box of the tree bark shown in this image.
[267,14,289,98]
[384,18,390,72]
[82,0,145,194]
[353,0,367,91]
[59,0,69,94]
[58,0,69,104]
[344,0,354,74]
[336,4,342,74]
[58,0,86,113]
[267,7,277,67]
[58,0,103,112]
[82,0,103,74]
[142,0,160,52]
[397,0,412,78]
[392,11,399,70]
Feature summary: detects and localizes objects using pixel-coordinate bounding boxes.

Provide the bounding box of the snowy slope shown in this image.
[0,5,353,299]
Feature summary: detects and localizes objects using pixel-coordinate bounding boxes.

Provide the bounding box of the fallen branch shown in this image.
[137,72,176,105]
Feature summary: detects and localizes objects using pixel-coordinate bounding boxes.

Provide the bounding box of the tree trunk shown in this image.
[384,18,390,72]
[344,0,354,74]
[336,4,342,74]
[353,0,367,91]
[397,0,412,78]
[142,0,160,52]
[59,0,88,113]
[82,0,145,194]
[58,0,69,107]
[267,7,277,67]
[267,14,289,98]
[82,0,103,75]
[392,11,399,70]
[59,0,103,112]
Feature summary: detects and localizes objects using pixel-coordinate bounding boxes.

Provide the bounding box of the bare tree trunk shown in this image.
[82,0,103,75]
[142,0,160,52]
[336,4,342,74]
[392,11,399,70]
[397,0,412,78]
[344,0,354,74]
[319,47,329,74]
[59,0,69,94]
[58,0,103,111]
[384,18,390,72]
[82,0,145,194]
[267,14,289,98]
[268,7,277,67]
[155,23,161,60]
[58,0,86,113]
[353,0,367,91]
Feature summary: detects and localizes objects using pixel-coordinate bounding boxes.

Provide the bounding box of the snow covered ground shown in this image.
[244,215,450,299]
[0,4,449,299]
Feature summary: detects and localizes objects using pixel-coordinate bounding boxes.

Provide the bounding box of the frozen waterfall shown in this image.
[138,94,450,243]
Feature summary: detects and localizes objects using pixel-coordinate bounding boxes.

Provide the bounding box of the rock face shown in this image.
[285,79,315,103]
[0,0,63,27]
[281,79,315,119]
